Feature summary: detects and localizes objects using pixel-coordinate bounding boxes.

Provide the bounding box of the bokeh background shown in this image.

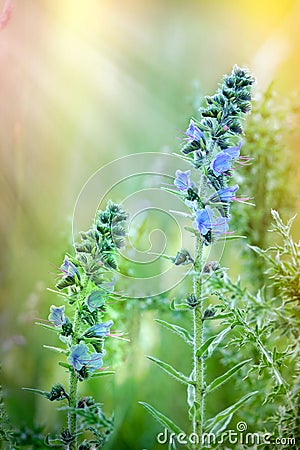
[1,0,300,448]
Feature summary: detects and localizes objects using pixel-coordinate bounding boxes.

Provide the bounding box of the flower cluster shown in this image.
[174,66,255,245]
[29,201,128,448]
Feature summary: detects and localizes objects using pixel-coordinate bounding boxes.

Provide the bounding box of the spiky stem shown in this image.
[192,235,204,446]
[68,304,81,450]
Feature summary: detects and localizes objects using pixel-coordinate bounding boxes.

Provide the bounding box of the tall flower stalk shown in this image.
[140,66,256,447]
[24,201,128,450]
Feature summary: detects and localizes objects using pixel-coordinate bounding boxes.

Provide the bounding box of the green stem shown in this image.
[192,235,204,446]
[68,304,81,450]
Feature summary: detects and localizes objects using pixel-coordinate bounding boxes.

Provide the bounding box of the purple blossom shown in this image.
[186,120,204,142]
[87,290,105,312]
[195,208,229,236]
[48,305,67,327]
[68,343,104,372]
[210,152,232,176]
[216,185,239,202]
[174,170,194,193]
[224,141,242,159]
[195,209,213,235]
[60,257,79,277]
[84,320,113,338]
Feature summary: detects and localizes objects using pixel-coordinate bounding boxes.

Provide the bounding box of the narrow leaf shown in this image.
[43,345,67,354]
[58,361,72,370]
[207,327,232,357]
[206,359,251,393]
[170,298,189,311]
[155,319,193,345]
[196,336,216,358]
[217,235,247,242]
[22,387,49,399]
[147,356,193,385]
[209,414,233,436]
[196,327,231,359]
[139,402,184,436]
[205,391,258,432]
[91,371,115,378]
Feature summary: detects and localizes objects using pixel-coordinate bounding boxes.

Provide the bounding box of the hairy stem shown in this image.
[68,303,81,450]
[193,235,204,444]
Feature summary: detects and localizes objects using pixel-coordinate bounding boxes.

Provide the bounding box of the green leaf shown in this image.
[196,327,231,359]
[139,402,185,436]
[203,312,232,321]
[248,245,274,263]
[209,414,233,436]
[58,361,72,370]
[22,388,50,399]
[147,356,193,385]
[206,359,251,393]
[170,298,189,311]
[206,327,232,357]
[217,235,247,242]
[155,319,193,345]
[196,336,216,358]
[91,371,115,378]
[43,345,67,354]
[205,391,258,432]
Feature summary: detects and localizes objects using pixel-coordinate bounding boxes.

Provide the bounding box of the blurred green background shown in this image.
[1,0,300,448]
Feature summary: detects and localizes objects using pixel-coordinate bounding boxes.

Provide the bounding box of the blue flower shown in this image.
[174,170,194,193]
[210,152,232,176]
[84,320,113,338]
[87,290,106,312]
[48,305,67,327]
[223,141,242,159]
[186,120,204,142]
[195,208,229,236]
[210,142,243,177]
[195,208,213,235]
[213,185,239,202]
[60,257,79,277]
[68,343,104,372]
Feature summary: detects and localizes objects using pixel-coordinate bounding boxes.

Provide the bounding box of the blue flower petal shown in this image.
[48,305,66,327]
[210,152,232,176]
[174,170,194,192]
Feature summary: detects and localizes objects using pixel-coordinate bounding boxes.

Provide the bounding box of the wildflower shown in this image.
[84,320,113,338]
[182,120,206,155]
[68,343,104,372]
[208,185,239,203]
[210,151,232,176]
[195,208,229,236]
[174,170,194,193]
[56,257,80,290]
[60,257,79,277]
[186,120,204,142]
[86,277,116,312]
[87,290,106,312]
[224,141,242,159]
[48,305,67,327]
